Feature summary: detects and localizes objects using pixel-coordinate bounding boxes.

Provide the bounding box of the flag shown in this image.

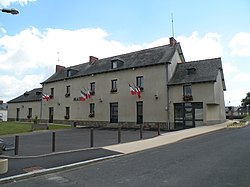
[129,84,136,95]
[42,93,50,101]
[84,88,91,99]
[80,90,86,101]
[135,86,141,98]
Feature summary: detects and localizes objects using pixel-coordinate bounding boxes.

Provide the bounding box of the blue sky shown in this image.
[0,0,250,106]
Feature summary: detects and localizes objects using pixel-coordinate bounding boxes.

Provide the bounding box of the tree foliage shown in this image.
[241,92,250,106]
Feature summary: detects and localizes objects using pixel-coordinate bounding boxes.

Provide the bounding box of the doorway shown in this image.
[136,101,143,124]
[49,107,54,123]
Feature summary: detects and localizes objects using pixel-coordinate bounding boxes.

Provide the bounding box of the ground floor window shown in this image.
[174,102,203,129]
[110,102,118,123]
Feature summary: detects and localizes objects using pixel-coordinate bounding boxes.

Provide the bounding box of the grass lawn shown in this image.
[0,121,71,136]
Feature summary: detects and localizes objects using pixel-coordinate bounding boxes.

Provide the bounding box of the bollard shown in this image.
[90,128,94,147]
[140,124,143,140]
[158,123,161,136]
[118,126,121,144]
[15,135,19,155]
[52,132,55,152]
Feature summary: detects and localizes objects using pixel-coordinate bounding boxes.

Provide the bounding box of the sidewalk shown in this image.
[0,120,236,184]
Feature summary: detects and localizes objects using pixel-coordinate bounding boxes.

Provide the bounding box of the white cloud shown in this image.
[0,27,146,102]
[229,32,250,57]
[0,74,44,101]
[0,28,248,107]
[0,0,36,7]
[176,31,223,61]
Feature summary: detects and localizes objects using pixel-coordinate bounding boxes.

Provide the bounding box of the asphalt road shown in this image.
[2,126,250,187]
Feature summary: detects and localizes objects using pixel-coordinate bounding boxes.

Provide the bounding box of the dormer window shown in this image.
[112,61,117,69]
[111,57,124,69]
[67,69,72,77]
[187,67,196,75]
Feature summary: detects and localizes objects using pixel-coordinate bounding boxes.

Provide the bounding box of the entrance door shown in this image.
[49,107,54,123]
[110,103,118,123]
[16,108,20,121]
[184,105,195,128]
[137,101,143,124]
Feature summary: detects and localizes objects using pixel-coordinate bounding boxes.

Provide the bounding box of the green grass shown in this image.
[243,114,250,120]
[0,121,71,136]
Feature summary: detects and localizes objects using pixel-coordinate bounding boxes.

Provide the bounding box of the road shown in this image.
[2,126,250,187]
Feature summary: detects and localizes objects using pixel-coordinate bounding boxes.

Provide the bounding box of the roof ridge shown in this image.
[186,57,221,63]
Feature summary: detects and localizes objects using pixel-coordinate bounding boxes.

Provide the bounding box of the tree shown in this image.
[241,92,250,106]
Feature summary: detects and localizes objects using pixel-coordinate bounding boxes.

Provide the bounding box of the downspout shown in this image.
[165,62,170,129]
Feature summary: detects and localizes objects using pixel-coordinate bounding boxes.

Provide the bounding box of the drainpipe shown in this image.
[165,62,170,130]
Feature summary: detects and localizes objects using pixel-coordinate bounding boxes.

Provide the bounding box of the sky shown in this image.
[0,0,250,106]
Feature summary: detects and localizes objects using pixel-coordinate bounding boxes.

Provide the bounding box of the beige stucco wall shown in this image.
[7,101,41,121]
[168,70,226,126]
[42,64,169,124]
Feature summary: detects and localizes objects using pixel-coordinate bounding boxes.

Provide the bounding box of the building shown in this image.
[0,100,8,121]
[7,88,42,122]
[7,38,226,129]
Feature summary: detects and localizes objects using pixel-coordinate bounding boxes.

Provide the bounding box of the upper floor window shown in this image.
[90,82,95,95]
[183,85,192,96]
[136,76,144,90]
[65,85,70,97]
[111,79,117,93]
[111,61,117,69]
[183,85,193,101]
[50,88,54,98]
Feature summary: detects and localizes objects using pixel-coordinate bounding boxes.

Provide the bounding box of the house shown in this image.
[0,100,8,121]
[7,88,42,122]
[7,37,226,130]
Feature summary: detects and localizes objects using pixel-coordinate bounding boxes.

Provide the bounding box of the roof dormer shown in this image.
[111,57,124,69]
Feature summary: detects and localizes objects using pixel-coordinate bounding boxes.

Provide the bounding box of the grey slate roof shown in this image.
[42,43,183,84]
[7,88,42,103]
[0,103,8,110]
[168,58,226,90]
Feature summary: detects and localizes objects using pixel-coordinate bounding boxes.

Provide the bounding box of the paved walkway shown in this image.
[0,120,242,184]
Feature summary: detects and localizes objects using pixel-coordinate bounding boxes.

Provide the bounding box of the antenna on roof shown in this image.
[57,51,60,63]
[171,13,175,38]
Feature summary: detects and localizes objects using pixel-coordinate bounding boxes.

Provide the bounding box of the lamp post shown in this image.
[1,8,19,15]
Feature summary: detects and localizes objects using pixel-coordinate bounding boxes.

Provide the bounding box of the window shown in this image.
[111,79,117,93]
[136,76,144,90]
[65,107,70,119]
[183,85,191,96]
[66,69,72,77]
[65,85,70,97]
[90,82,95,95]
[110,102,118,123]
[183,85,192,101]
[89,103,95,117]
[50,88,54,98]
[111,61,117,69]
[27,108,32,119]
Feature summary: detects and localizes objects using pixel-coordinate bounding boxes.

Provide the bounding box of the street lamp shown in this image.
[1,8,19,15]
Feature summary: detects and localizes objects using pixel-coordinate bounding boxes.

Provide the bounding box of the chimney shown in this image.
[56,65,65,73]
[169,37,177,46]
[89,56,98,65]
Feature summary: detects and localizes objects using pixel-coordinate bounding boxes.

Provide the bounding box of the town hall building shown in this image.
[7,37,226,130]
